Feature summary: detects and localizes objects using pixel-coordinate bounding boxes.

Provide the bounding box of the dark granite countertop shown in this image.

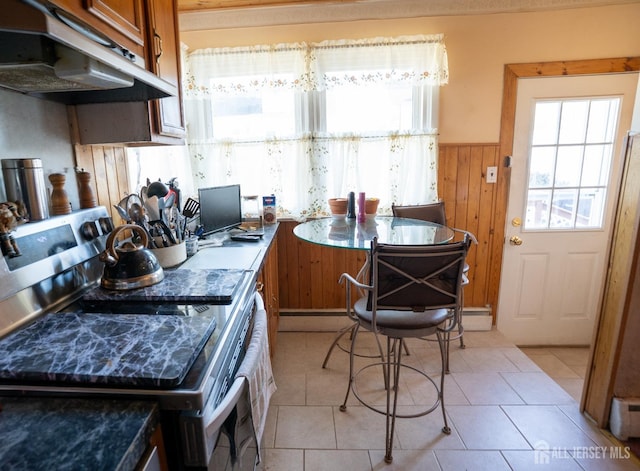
[0,397,158,471]
[0,223,280,470]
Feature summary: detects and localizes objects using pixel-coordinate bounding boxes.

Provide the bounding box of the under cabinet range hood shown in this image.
[0,0,176,104]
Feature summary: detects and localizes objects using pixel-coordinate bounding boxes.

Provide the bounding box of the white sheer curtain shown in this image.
[183,35,448,219]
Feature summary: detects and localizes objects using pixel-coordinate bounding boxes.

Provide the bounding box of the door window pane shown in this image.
[531,101,560,145]
[586,99,619,143]
[576,187,606,228]
[581,144,611,186]
[526,189,552,229]
[558,100,589,144]
[554,145,582,187]
[550,188,578,228]
[524,96,620,230]
[529,146,556,188]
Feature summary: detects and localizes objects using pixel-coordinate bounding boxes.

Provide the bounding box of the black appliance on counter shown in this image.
[0,207,261,470]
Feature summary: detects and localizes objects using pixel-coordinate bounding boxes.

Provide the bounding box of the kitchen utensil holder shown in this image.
[150,242,187,268]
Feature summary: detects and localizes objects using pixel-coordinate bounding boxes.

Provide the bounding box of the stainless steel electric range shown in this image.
[0,207,261,470]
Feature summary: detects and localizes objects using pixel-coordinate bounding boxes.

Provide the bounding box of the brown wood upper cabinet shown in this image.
[70,0,186,145]
[48,0,146,61]
[144,0,186,140]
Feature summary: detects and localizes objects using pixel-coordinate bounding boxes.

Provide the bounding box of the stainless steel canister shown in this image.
[1,158,49,221]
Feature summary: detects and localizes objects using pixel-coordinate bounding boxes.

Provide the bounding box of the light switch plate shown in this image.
[486,166,497,183]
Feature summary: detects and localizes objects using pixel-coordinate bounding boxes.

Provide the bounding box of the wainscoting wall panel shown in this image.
[277,143,502,318]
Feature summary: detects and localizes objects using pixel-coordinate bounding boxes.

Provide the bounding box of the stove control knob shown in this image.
[80,221,99,240]
[98,217,114,234]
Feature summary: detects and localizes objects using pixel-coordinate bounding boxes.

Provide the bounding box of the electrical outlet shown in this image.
[486,166,497,184]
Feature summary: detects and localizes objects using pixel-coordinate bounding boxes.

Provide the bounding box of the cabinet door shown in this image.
[49,0,145,57]
[85,0,145,46]
[146,0,186,138]
[262,240,280,357]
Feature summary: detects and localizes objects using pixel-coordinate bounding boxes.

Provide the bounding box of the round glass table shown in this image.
[294,216,455,368]
[293,216,454,249]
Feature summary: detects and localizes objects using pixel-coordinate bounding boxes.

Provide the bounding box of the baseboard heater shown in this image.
[610,397,640,440]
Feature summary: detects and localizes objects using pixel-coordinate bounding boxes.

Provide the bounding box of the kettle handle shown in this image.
[103,224,149,263]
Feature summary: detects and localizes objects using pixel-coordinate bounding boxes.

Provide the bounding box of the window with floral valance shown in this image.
[183,34,448,219]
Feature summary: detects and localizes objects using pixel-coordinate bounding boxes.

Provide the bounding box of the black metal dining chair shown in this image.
[391,201,447,226]
[338,236,471,463]
[391,201,476,362]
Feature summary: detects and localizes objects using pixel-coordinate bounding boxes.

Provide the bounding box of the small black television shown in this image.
[198,184,242,235]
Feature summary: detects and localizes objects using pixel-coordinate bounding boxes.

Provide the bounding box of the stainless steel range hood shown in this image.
[0,0,176,104]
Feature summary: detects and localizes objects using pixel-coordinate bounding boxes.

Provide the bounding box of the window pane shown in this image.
[558,101,588,144]
[550,189,578,228]
[210,75,297,140]
[581,144,611,186]
[529,146,556,188]
[325,81,414,133]
[526,189,552,229]
[576,188,606,228]
[531,101,560,145]
[554,145,583,187]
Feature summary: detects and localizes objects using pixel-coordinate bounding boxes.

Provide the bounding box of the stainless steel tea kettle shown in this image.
[99,224,164,290]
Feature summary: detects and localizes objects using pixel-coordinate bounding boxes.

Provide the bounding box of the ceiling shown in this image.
[177,0,639,31]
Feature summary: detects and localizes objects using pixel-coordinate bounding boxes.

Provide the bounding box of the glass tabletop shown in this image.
[293,216,454,250]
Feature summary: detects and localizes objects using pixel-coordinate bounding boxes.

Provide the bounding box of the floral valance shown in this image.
[184,34,448,97]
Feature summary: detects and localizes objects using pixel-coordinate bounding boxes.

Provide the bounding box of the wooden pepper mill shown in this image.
[76,170,97,209]
[49,173,72,215]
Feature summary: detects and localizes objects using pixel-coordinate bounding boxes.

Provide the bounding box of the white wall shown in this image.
[0,90,80,208]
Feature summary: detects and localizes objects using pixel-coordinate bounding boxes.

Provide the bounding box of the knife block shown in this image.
[49,173,72,215]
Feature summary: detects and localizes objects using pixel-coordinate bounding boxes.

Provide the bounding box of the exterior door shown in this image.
[497,73,638,346]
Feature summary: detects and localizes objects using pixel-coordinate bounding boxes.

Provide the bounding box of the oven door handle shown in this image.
[204,376,246,439]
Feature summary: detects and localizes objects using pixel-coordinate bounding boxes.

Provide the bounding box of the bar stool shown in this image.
[338,236,471,463]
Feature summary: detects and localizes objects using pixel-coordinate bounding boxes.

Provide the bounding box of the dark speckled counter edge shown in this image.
[0,397,159,471]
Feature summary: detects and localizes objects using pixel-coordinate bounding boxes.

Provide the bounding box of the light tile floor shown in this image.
[519,346,590,403]
[257,328,640,470]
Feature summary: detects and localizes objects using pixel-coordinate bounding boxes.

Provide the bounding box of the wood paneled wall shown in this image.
[74,144,131,224]
[277,143,503,316]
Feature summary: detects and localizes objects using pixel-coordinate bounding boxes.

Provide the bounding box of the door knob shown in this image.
[509,236,523,246]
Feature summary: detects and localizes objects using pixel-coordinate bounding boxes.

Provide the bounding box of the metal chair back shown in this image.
[391,201,447,225]
[368,236,470,317]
